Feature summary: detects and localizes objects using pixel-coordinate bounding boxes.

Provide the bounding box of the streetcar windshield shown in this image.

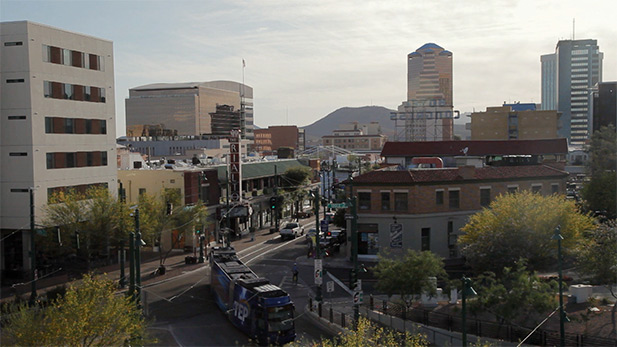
[266,304,294,332]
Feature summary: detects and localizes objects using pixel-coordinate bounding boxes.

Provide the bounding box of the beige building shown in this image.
[471,106,561,140]
[125,81,254,140]
[1,21,117,277]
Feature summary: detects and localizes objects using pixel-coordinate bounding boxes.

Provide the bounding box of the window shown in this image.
[551,183,560,194]
[9,152,28,156]
[139,188,147,196]
[436,190,444,205]
[11,188,29,193]
[100,120,107,134]
[44,81,52,97]
[358,192,371,210]
[4,41,23,46]
[63,83,73,100]
[394,192,408,211]
[532,184,542,194]
[66,153,76,168]
[381,192,390,211]
[101,151,108,166]
[62,48,72,66]
[507,185,518,194]
[449,190,460,208]
[9,115,26,120]
[100,87,106,102]
[7,79,25,83]
[480,188,491,207]
[86,152,93,166]
[421,228,430,251]
[64,118,74,133]
[84,86,91,101]
[46,153,54,169]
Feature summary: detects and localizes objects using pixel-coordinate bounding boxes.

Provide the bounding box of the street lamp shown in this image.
[552,225,566,347]
[461,276,477,347]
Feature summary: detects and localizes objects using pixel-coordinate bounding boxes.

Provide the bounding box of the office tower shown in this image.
[541,39,603,145]
[1,21,117,277]
[125,81,254,140]
[591,82,616,132]
[394,43,454,141]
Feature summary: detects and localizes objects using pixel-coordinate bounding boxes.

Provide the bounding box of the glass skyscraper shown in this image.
[541,39,603,146]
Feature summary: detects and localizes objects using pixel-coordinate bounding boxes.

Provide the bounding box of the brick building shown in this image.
[348,165,569,261]
[253,125,304,155]
[470,105,561,140]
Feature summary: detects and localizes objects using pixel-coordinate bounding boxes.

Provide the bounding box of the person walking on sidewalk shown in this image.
[292,262,299,285]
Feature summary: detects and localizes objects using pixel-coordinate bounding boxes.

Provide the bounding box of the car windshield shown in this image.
[284,223,298,229]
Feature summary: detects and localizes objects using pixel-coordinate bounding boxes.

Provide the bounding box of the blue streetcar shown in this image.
[210,247,296,345]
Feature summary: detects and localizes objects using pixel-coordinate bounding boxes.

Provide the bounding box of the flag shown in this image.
[242,59,245,68]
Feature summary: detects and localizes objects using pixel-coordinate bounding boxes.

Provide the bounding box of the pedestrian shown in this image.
[292,262,299,285]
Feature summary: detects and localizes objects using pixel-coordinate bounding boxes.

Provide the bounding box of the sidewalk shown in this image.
[0,222,296,302]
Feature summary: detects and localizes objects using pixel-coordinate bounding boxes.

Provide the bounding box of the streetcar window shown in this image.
[267,304,294,332]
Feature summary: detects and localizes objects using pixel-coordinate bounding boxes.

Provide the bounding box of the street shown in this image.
[142,218,338,346]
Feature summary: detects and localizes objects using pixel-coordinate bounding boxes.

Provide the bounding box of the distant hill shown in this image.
[301,106,396,144]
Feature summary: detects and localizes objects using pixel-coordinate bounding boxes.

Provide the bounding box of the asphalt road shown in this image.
[142,219,337,346]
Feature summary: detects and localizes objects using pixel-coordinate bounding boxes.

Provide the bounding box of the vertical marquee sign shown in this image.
[229,129,242,204]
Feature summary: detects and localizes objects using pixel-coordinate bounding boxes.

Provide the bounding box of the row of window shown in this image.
[357,185,560,211]
[48,183,109,202]
[44,81,106,103]
[45,117,107,134]
[42,44,104,71]
[46,151,108,169]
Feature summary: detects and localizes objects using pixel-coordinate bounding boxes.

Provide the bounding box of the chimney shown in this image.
[458,165,476,180]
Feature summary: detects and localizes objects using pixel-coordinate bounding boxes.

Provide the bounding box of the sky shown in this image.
[2,0,616,135]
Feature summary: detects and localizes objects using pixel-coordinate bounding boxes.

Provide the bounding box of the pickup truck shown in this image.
[279,222,304,241]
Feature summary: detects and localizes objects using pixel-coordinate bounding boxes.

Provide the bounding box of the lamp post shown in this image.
[552,226,566,347]
[29,187,37,304]
[461,276,477,347]
[312,188,322,303]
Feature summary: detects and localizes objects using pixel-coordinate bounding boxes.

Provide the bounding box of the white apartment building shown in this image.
[1,21,117,278]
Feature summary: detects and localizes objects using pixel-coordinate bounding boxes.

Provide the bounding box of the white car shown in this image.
[280,222,304,240]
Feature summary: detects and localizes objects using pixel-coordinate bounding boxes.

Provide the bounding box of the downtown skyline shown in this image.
[2,0,616,135]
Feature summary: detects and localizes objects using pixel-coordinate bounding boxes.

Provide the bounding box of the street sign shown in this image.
[326,281,334,293]
[353,290,364,305]
[328,203,348,209]
[320,220,328,233]
[314,259,323,285]
[345,215,355,220]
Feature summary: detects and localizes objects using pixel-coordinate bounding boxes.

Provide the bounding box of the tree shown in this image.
[290,317,427,347]
[282,166,312,217]
[3,275,151,346]
[576,220,617,336]
[459,191,594,274]
[138,189,207,267]
[332,208,346,228]
[468,260,557,327]
[373,250,447,314]
[42,186,130,270]
[586,124,617,176]
[581,124,617,219]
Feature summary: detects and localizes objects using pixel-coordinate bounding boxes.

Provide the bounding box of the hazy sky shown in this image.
[2,0,616,135]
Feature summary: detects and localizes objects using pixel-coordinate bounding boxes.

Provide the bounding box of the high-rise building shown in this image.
[394,43,454,141]
[591,82,616,133]
[1,21,117,278]
[125,81,254,140]
[541,39,603,145]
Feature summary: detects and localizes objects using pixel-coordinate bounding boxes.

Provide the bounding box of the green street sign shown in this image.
[328,203,348,209]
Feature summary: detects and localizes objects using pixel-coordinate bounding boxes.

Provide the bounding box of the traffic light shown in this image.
[270,197,277,210]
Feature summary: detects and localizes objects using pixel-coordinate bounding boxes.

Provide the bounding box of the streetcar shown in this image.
[209,246,296,345]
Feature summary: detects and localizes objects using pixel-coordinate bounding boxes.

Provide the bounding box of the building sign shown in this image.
[229,129,242,203]
[390,223,403,248]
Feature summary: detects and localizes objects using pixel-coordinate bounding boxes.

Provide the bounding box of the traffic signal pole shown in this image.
[314,188,322,303]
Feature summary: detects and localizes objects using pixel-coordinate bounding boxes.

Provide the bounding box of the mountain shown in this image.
[301,106,396,144]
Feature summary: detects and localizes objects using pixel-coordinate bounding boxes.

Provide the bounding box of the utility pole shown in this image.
[29,188,37,303]
[274,165,279,233]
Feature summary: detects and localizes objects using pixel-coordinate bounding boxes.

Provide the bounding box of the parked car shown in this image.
[295,210,313,219]
[279,222,304,240]
[327,229,347,245]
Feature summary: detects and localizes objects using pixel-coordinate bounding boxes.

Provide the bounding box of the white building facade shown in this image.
[1,21,117,278]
